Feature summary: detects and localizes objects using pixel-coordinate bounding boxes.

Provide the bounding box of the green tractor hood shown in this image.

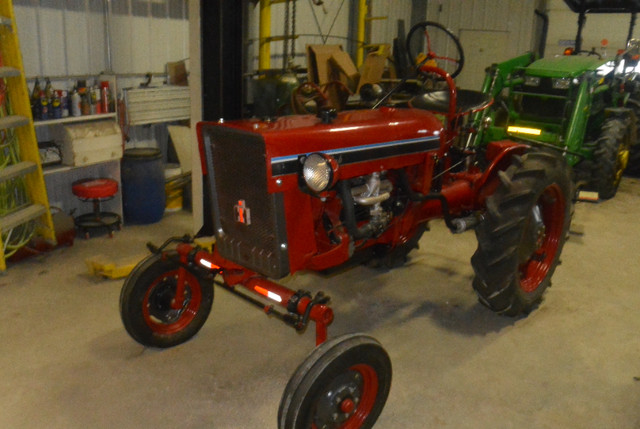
[525,55,608,78]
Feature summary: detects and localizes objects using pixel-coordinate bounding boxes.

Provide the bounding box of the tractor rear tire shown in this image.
[625,98,640,176]
[592,117,630,199]
[370,225,425,269]
[471,151,572,316]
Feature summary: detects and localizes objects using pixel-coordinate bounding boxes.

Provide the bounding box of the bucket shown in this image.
[121,148,165,224]
[164,164,183,212]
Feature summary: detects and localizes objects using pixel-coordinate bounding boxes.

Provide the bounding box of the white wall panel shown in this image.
[87,8,106,73]
[369,0,413,46]
[64,10,90,75]
[426,0,540,89]
[14,7,40,76]
[130,16,152,73]
[110,14,133,74]
[14,1,188,78]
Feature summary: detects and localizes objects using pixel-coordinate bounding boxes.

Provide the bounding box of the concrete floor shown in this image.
[1,177,640,429]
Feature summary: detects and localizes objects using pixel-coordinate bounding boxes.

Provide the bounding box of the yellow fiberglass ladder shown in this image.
[0,1,55,271]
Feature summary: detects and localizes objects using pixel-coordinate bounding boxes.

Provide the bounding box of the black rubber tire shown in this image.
[278,334,392,429]
[625,98,640,176]
[471,151,572,316]
[592,117,631,199]
[406,21,464,78]
[119,253,214,348]
[370,225,425,269]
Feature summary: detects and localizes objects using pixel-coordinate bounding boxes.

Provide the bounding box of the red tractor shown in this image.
[119,40,572,428]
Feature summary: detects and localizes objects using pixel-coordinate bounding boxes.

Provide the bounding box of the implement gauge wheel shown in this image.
[471,151,572,316]
[278,334,392,429]
[119,253,214,348]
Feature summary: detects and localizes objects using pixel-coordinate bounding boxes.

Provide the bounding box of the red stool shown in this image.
[72,178,121,238]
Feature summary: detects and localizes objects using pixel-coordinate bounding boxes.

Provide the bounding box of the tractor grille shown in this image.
[201,124,289,278]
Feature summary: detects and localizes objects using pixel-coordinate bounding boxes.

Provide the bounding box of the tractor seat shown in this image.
[409,89,492,115]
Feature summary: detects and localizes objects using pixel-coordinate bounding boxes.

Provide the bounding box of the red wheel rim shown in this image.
[310,363,379,429]
[519,184,565,293]
[142,269,202,334]
[344,364,379,428]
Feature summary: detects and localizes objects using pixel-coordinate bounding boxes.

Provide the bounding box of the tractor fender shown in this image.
[475,140,529,206]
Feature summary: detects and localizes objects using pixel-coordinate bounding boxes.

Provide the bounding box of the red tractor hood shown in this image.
[208,107,444,191]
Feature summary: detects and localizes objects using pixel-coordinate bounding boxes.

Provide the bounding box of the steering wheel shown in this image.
[406,21,465,79]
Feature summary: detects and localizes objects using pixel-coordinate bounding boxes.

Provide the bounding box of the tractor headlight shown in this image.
[302,153,338,192]
[552,77,571,89]
[524,76,541,86]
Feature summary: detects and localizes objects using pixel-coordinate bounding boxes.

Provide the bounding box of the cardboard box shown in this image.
[357,44,393,92]
[167,60,188,86]
[306,45,359,91]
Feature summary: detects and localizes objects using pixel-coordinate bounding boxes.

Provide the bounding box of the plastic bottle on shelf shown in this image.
[51,90,62,119]
[70,87,82,117]
[100,81,110,113]
[60,90,69,117]
[44,78,53,100]
[31,78,42,119]
[89,86,97,115]
[39,90,49,120]
[80,87,90,116]
[93,85,103,114]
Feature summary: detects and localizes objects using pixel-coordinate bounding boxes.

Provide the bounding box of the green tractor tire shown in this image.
[592,117,631,200]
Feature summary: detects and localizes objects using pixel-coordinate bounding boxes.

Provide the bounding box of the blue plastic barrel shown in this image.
[121,148,165,224]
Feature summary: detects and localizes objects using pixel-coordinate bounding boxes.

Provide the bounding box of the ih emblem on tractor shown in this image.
[234,200,251,225]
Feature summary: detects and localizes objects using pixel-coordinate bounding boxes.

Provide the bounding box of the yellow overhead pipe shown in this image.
[357,0,367,67]
[259,0,271,71]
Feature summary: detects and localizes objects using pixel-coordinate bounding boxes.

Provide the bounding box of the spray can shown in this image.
[70,87,82,117]
[60,90,69,117]
[100,81,110,113]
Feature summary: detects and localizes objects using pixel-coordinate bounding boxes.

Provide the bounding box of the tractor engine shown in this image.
[346,172,394,238]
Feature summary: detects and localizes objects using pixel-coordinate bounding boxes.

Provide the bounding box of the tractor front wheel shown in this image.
[119,253,214,348]
[278,334,391,429]
[592,117,631,199]
[471,151,572,316]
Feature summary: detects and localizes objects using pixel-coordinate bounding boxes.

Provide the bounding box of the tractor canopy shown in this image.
[564,0,640,13]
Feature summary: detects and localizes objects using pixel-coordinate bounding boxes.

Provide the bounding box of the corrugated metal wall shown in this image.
[13,0,189,78]
[426,0,543,88]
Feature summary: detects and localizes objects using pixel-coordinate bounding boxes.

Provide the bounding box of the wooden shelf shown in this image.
[33,112,116,127]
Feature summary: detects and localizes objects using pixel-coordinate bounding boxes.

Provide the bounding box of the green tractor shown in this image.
[474,0,640,199]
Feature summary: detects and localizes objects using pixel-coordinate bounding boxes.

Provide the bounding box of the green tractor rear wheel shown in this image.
[592,117,631,199]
